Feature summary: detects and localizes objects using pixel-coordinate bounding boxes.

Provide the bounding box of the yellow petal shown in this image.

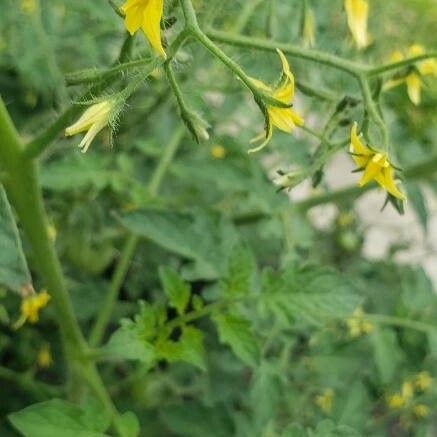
[142,0,166,58]
[419,59,437,76]
[350,123,372,165]
[277,49,291,77]
[408,44,425,57]
[383,77,406,91]
[406,73,422,105]
[389,50,404,63]
[344,0,369,49]
[374,166,406,200]
[121,0,145,35]
[65,101,112,136]
[358,154,385,186]
[268,107,296,133]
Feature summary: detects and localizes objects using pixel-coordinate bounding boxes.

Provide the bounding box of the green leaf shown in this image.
[261,266,362,326]
[160,402,234,437]
[221,245,256,298]
[0,185,32,294]
[159,266,190,315]
[371,327,403,384]
[105,324,155,364]
[405,182,428,232]
[114,412,140,437]
[8,399,110,437]
[212,313,260,366]
[250,364,281,429]
[40,155,113,192]
[118,210,239,279]
[157,326,206,370]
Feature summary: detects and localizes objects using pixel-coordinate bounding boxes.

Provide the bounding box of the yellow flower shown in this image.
[349,123,406,201]
[346,307,374,337]
[387,393,405,409]
[36,344,53,368]
[14,290,51,329]
[414,371,432,391]
[210,144,226,159]
[344,0,369,50]
[65,101,113,153]
[383,45,437,105]
[315,388,334,413]
[401,381,414,401]
[121,0,166,58]
[413,404,429,418]
[249,49,303,153]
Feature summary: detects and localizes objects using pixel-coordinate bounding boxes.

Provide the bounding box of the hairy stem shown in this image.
[0,98,125,436]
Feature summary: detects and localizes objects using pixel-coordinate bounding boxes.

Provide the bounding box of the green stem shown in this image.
[89,234,139,347]
[358,75,388,148]
[367,52,437,76]
[206,28,364,76]
[0,98,125,436]
[364,314,437,335]
[88,127,185,347]
[65,57,153,86]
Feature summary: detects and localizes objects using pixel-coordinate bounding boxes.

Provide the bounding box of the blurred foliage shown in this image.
[1,0,437,436]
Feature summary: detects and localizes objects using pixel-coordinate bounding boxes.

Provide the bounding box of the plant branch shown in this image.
[88,127,186,347]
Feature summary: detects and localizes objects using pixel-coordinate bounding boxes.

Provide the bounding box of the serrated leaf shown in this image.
[221,245,256,298]
[8,399,110,437]
[261,267,362,326]
[118,210,239,280]
[159,266,190,315]
[213,313,260,366]
[105,324,155,364]
[157,326,206,370]
[0,185,32,294]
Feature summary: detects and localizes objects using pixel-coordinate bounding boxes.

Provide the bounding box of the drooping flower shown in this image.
[349,123,406,200]
[121,0,166,58]
[65,101,113,153]
[14,290,51,329]
[383,45,437,105]
[249,49,304,153]
[344,0,369,50]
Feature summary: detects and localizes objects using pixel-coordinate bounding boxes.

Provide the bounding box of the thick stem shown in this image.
[0,98,125,435]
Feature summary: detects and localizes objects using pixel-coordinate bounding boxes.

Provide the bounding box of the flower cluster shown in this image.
[14,290,51,329]
[345,307,373,338]
[384,44,437,105]
[386,372,432,420]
